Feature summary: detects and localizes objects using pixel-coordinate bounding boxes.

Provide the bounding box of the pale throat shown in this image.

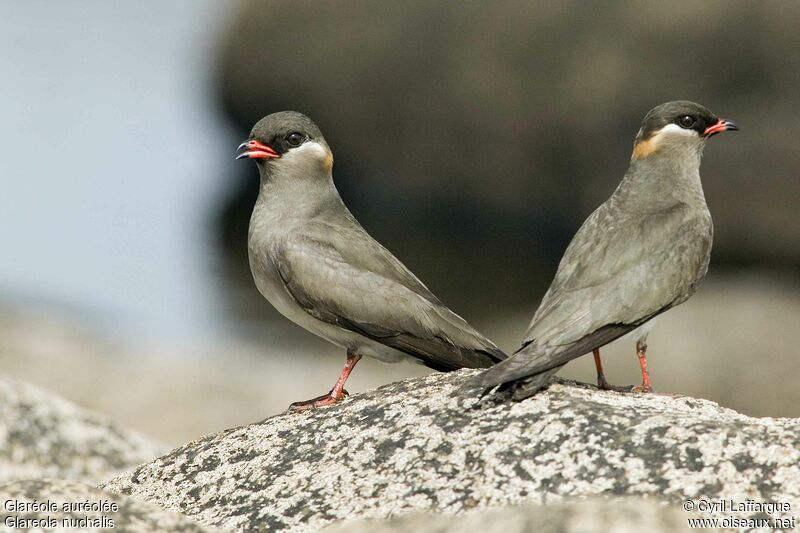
[256,140,340,213]
[625,124,708,205]
[632,124,705,168]
[282,141,333,173]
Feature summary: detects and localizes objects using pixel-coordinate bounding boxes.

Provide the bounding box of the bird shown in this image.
[464,101,737,400]
[237,111,506,412]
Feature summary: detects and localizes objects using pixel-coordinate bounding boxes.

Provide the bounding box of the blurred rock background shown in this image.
[1,1,799,445]
[217,0,800,322]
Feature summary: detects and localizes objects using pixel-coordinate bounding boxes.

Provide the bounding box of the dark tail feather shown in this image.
[460,361,564,399]
[460,342,564,397]
[461,323,648,398]
[461,324,640,397]
[429,345,507,372]
[461,356,525,393]
[509,365,564,399]
[478,346,508,363]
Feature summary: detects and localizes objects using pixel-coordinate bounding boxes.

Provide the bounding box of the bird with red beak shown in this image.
[465,101,738,399]
[237,111,506,412]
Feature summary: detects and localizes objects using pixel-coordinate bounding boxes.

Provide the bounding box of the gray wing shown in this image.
[275,222,506,370]
[466,200,711,392]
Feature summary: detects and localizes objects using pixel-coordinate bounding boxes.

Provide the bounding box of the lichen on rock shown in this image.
[325,497,687,533]
[0,378,166,485]
[104,370,800,532]
[0,479,219,532]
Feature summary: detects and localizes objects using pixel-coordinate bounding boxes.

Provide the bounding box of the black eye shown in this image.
[677,115,696,129]
[286,132,305,147]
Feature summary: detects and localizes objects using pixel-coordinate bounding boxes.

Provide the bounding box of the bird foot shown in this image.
[597,376,634,393]
[286,389,349,413]
[631,384,653,393]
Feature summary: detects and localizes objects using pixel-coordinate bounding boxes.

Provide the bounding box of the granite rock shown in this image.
[0,478,219,532]
[105,371,799,532]
[0,378,166,484]
[325,498,688,533]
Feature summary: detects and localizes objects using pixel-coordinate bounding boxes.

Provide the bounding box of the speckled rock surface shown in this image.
[0,479,219,532]
[0,378,166,484]
[325,498,689,533]
[105,370,800,532]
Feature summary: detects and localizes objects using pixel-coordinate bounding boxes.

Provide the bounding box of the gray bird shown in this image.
[464,101,737,399]
[237,111,506,411]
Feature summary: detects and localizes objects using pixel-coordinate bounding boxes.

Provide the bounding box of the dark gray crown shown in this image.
[249,111,327,155]
[636,101,718,141]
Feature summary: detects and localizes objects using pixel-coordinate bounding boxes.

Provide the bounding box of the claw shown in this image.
[286,389,347,413]
[285,353,361,414]
[597,372,634,392]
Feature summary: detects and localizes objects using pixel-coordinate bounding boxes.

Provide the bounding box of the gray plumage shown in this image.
[465,101,737,398]
[244,111,505,372]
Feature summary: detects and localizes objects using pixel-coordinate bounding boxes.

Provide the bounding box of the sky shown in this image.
[0,1,236,341]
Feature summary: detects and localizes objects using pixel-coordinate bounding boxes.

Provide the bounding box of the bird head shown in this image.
[236,111,333,175]
[631,101,738,161]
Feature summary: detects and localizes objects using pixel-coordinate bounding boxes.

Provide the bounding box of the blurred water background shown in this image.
[1,1,798,444]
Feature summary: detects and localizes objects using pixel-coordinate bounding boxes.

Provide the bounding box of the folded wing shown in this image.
[467,200,711,392]
[275,223,506,370]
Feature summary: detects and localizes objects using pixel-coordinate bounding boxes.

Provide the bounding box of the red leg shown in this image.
[594,348,632,392]
[287,351,363,413]
[633,341,653,393]
[593,349,608,388]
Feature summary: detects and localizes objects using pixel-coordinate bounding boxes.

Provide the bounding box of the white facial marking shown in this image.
[282,140,329,162]
[654,123,699,139]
